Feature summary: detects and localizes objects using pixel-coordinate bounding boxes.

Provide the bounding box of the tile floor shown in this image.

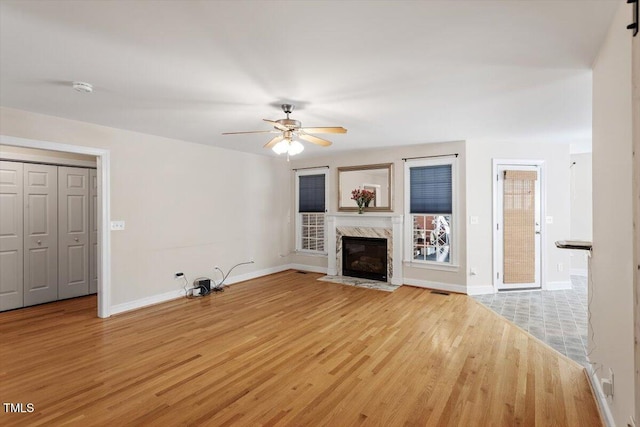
[473,275,589,366]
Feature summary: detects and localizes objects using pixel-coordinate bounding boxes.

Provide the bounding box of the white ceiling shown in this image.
[0,0,619,157]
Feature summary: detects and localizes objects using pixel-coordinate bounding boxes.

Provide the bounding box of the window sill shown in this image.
[403,260,460,272]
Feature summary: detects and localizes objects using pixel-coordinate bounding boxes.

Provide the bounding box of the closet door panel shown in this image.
[58,167,89,299]
[0,161,24,311]
[23,163,58,306]
[89,169,98,294]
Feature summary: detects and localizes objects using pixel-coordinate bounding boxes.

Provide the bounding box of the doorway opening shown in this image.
[0,135,111,318]
[493,160,544,291]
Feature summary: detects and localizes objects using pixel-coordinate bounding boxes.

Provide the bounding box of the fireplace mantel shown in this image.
[326,214,403,285]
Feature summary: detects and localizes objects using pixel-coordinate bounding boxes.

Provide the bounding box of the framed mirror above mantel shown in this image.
[337,163,393,212]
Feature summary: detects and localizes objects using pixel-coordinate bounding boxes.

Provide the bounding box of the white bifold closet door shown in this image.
[24,163,58,306]
[0,161,24,311]
[58,166,90,300]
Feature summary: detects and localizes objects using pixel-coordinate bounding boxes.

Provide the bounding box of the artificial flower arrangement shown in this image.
[351,188,375,213]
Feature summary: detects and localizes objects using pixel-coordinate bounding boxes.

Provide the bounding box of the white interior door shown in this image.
[495,164,541,290]
[58,166,89,299]
[0,161,24,311]
[23,163,58,306]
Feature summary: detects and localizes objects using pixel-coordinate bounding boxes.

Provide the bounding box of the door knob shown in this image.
[74,237,79,242]
[37,240,42,245]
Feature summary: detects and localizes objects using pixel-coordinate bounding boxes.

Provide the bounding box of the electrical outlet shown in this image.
[557,263,564,272]
[601,368,614,397]
[110,220,125,231]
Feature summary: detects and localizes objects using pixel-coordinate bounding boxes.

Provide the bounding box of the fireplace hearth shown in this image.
[342,236,388,281]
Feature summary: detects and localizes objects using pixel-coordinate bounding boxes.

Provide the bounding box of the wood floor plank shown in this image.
[0,270,602,426]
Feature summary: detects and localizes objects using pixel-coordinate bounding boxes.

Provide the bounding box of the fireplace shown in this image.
[327,214,402,285]
[342,236,388,281]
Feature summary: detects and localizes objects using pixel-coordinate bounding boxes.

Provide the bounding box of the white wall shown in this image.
[290,141,468,289]
[465,141,572,292]
[570,152,592,274]
[591,2,636,425]
[0,107,292,310]
[290,138,573,295]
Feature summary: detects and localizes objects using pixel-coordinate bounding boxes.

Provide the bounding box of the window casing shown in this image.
[404,158,457,267]
[296,169,328,254]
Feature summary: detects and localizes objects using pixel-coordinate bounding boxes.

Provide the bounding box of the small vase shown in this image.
[358,205,364,214]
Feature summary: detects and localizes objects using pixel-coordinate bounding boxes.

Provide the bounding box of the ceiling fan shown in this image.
[222,104,347,157]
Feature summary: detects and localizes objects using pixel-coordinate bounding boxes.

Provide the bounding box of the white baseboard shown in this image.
[585,359,615,427]
[545,281,572,290]
[223,264,292,285]
[402,278,466,294]
[111,288,186,315]
[467,285,496,296]
[570,268,588,277]
[110,264,294,315]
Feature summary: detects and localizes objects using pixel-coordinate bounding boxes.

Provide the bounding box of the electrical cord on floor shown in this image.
[212,261,255,290]
[182,274,202,299]
[183,261,253,299]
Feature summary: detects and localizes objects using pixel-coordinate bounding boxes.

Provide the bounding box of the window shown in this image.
[404,158,457,266]
[296,169,328,253]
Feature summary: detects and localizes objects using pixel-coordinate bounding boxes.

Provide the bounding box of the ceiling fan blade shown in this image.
[222,130,277,135]
[263,119,289,132]
[264,135,284,149]
[299,133,332,147]
[299,126,347,134]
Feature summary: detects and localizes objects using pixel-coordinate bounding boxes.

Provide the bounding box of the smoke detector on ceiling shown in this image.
[72,81,93,93]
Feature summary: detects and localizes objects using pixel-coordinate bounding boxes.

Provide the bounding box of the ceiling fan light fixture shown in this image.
[272,138,305,156]
[288,140,304,155]
[272,139,290,155]
[224,103,343,155]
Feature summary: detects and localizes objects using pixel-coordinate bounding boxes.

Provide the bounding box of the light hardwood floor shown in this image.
[0,270,602,426]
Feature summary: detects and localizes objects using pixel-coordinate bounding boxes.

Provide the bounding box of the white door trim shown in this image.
[492,159,546,292]
[0,149,97,168]
[0,135,111,318]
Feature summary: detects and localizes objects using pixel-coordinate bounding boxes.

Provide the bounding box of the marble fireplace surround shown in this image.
[326,214,403,285]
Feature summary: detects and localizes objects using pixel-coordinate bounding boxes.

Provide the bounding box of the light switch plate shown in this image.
[110,220,125,231]
[545,216,553,224]
[470,216,479,225]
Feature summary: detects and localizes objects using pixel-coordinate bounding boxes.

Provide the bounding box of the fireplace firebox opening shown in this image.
[342,236,388,281]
